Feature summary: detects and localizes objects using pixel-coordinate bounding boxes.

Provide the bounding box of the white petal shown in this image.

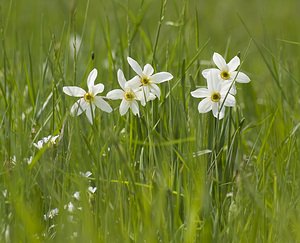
[213,52,228,71]
[130,100,140,116]
[233,71,251,83]
[151,72,173,83]
[126,76,141,89]
[142,86,151,101]
[63,86,86,97]
[202,69,210,79]
[221,80,233,90]
[85,105,94,124]
[136,87,155,104]
[33,141,43,150]
[222,81,237,95]
[150,83,161,98]
[147,93,156,101]
[202,68,220,79]
[87,68,98,90]
[218,106,226,120]
[127,57,143,76]
[106,89,124,100]
[119,99,130,116]
[198,98,212,113]
[136,90,146,106]
[143,64,154,76]
[191,88,209,98]
[211,102,219,118]
[117,69,126,89]
[207,69,221,92]
[70,98,88,116]
[227,56,240,72]
[222,93,236,107]
[91,83,104,95]
[230,84,237,95]
[94,96,113,113]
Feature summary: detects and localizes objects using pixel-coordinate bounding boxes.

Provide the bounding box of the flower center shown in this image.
[211,92,221,102]
[124,90,135,101]
[141,76,150,86]
[220,71,230,80]
[84,93,94,103]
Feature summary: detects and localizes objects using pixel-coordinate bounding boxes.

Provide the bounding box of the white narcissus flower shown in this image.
[191,70,235,119]
[106,69,142,116]
[63,68,112,124]
[127,57,173,106]
[202,52,250,84]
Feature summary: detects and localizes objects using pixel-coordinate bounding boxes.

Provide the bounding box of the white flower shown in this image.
[73,191,80,200]
[2,189,8,198]
[106,69,141,116]
[202,52,250,85]
[63,68,112,124]
[79,171,92,178]
[65,202,75,212]
[25,156,33,165]
[88,186,97,194]
[33,135,59,150]
[44,208,59,220]
[127,57,173,106]
[191,70,235,119]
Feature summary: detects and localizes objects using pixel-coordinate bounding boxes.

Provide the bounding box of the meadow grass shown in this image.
[1,0,300,242]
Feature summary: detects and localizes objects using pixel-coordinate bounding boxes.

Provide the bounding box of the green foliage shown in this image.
[0,0,300,242]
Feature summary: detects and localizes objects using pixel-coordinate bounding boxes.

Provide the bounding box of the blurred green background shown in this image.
[1,0,300,242]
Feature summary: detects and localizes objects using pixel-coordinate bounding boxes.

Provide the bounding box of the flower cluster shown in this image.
[191,52,250,119]
[33,135,60,150]
[63,57,173,124]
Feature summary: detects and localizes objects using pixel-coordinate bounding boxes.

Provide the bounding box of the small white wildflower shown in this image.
[120,128,126,134]
[79,171,92,178]
[44,208,59,220]
[88,186,97,194]
[10,155,16,165]
[33,135,59,150]
[2,189,8,198]
[73,191,80,200]
[64,202,75,212]
[25,156,33,165]
[5,225,10,243]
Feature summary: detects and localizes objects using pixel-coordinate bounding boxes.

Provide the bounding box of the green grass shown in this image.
[1,0,300,242]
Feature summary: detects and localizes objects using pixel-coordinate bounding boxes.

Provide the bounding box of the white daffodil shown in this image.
[191,70,235,119]
[63,68,112,124]
[127,57,173,106]
[202,52,250,84]
[106,69,142,116]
